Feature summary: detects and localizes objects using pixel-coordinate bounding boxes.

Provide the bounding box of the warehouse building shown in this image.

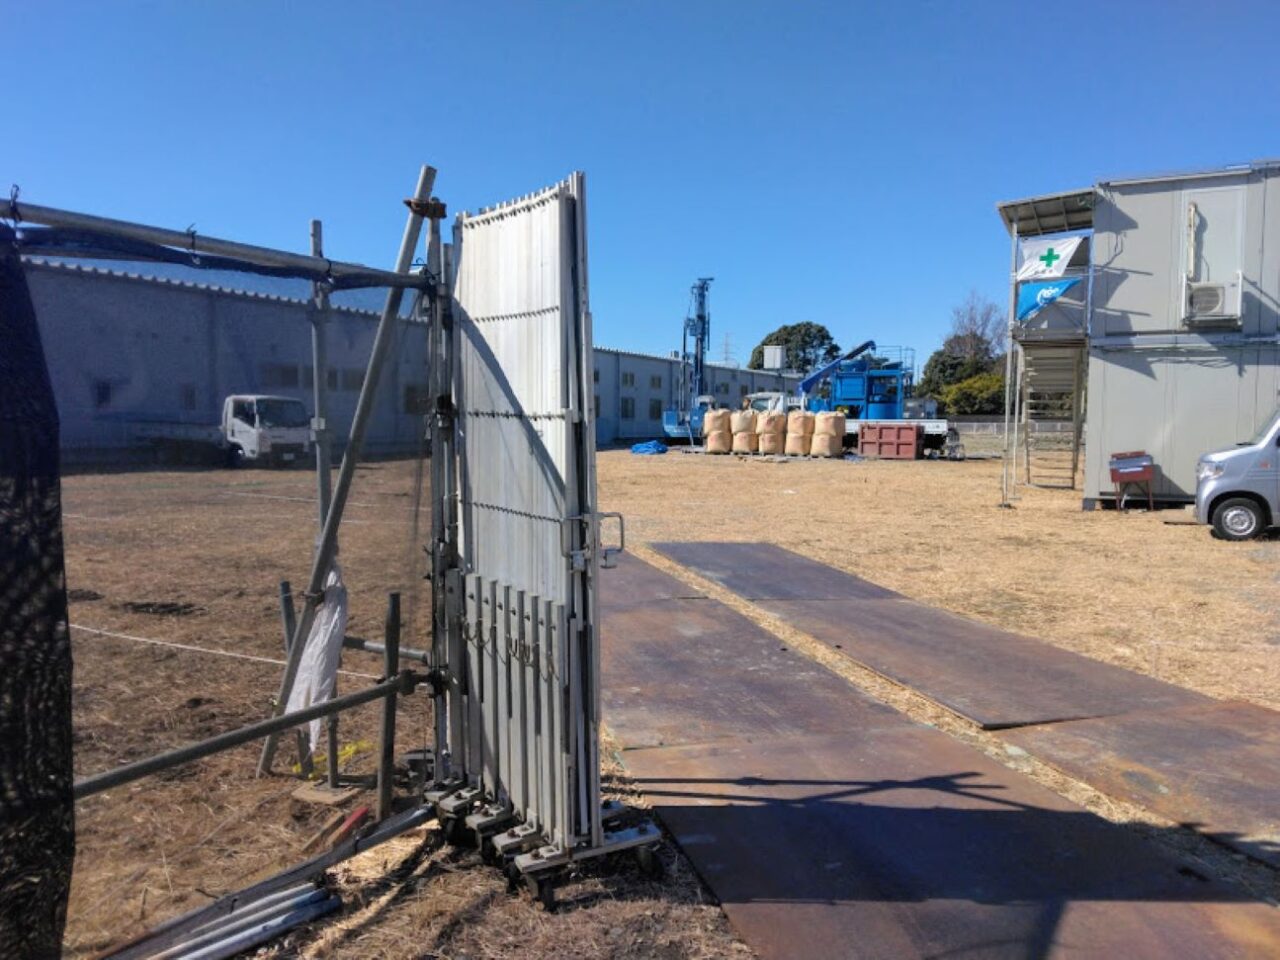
[999,159,1280,505]
[23,258,797,462]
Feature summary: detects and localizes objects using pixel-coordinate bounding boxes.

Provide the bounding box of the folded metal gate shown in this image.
[427,174,639,867]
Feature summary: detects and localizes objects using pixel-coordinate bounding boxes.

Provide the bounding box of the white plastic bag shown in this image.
[285,563,349,752]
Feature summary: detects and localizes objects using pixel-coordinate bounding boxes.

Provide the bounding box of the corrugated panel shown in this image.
[450,174,599,849]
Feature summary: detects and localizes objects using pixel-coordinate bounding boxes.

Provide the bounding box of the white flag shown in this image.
[1016,235,1083,281]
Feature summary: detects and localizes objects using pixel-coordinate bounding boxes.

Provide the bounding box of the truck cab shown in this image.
[1195,407,1280,540]
[222,395,312,466]
[662,394,720,440]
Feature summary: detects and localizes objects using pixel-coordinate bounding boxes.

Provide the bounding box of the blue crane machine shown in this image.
[799,340,912,420]
[662,277,717,440]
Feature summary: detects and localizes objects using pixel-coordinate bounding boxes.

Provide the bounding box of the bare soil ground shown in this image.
[60,451,1280,956]
[62,462,745,959]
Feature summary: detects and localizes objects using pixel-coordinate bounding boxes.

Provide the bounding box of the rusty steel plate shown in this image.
[653,541,900,601]
[601,596,899,750]
[760,598,1208,729]
[1005,700,1280,868]
[623,730,1280,960]
[598,551,704,611]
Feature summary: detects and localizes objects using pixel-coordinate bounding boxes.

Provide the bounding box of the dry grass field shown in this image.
[59,449,1280,956]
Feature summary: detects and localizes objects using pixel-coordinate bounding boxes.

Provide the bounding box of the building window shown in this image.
[593,369,600,383]
[621,372,636,387]
[261,362,300,389]
[180,384,197,411]
[716,383,729,395]
[404,384,429,414]
[327,369,339,391]
[648,398,663,420]
[593,394,600,417]
[740,384,749,396]
[93,380,112,409]
[650,375,662,389]
[342,368,364,392]
[620,396,635,420]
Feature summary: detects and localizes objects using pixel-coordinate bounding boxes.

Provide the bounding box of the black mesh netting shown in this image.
[0,245,74,958]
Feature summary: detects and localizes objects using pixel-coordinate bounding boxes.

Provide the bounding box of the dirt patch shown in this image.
[118,600,205,617]
[59,452,1280,957]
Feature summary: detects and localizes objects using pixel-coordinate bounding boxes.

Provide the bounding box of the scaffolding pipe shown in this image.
[1000,223,1019,506]
[258,164,436,776]
[76,676,406,799]
[309,219,334,528]
[5,199,427,289]
[377,593,401,821]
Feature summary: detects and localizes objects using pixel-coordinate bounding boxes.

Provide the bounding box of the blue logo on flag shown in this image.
[1017,277,1081,322]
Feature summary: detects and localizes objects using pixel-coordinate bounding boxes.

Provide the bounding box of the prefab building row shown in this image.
[23,258,798,462]
[1000,160,1280,504]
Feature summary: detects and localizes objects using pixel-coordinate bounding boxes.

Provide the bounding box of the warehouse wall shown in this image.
[590,349,799,445]
[24,259,427,464]
[24,258,803,461]
[1083,166,1280,500]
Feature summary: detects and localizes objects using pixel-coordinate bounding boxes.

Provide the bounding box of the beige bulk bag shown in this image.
[730,409,757,435]
[755,410,787,436]
[702,408,731,437]
[705,430,732,454]
[757,430,785,455]
[784,430,812,456]
[810,433,843,458]
[787,410,816,437]
[732,431,758,454]
[814,411,846,438]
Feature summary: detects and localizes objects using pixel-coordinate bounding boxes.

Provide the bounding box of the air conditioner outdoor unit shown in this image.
[1183,272,1242,326]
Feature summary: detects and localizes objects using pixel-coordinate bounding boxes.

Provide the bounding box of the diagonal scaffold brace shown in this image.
[257,164,437,777]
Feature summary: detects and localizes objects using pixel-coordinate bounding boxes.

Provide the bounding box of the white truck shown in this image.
[135,394,312,466]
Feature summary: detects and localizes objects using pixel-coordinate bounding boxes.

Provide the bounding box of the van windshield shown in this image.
[255,399,309,428]
[1246,408,1280,445]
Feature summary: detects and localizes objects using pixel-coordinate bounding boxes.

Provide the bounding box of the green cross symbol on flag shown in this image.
[1016,235,1083,281]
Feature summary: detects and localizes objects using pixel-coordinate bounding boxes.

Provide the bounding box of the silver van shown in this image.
[1195,408,1280,540]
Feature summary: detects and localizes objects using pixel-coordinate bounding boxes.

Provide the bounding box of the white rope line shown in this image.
[223,492,376,507]
[70,623,379,680]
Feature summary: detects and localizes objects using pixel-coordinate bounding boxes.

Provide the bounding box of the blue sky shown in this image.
[6,1,1279,363]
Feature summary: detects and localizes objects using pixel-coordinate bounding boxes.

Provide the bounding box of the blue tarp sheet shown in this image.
[631,440,668,455]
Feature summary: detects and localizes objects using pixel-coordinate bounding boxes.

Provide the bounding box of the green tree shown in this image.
[939,371,1005,415]
[917,291,1006,412]
[748,322,840,372]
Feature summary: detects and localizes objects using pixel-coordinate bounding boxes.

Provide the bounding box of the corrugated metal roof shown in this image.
[1099,158,1280,188]
[19,256,392,319]
[996,189,1096,238]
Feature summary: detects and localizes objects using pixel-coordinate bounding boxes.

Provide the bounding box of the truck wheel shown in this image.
[1211,497,1265,541]
[228,445,246,468]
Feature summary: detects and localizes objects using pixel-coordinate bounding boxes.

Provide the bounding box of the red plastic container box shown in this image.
[859,423,921,460]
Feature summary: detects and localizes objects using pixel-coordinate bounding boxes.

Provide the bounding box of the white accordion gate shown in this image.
[426,174,646,874]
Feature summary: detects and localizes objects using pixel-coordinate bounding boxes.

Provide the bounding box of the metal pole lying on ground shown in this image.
[258,164,437,776]
[378,593,401,821]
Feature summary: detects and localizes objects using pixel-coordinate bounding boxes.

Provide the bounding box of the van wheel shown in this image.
[1211,497,1264,541]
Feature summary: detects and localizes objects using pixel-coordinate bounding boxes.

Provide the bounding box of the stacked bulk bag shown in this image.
[730,409,758,453]
[703,408,732,454]
[784,410,815,456]
[756,410,787,455]
[810,411,847,458]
